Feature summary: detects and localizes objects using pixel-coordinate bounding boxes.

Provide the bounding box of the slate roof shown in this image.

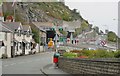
[22,25,29,32]
[0,22,13,32]
[32,22,50,32]
[22,25,33,35]
[32,22,54,27]
[3,22,23,32]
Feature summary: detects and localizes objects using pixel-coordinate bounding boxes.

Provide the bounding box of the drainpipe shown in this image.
[39,30,41,53]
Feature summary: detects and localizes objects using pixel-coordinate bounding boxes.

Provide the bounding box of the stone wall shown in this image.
[58,57,120,74]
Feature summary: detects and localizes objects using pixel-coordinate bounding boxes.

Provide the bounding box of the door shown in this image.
[22,42,25,55]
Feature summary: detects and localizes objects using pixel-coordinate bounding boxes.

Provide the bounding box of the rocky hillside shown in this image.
[3,2,83,24]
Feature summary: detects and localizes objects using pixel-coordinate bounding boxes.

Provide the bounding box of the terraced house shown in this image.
[0,23,13,58]
[0,22,34,58]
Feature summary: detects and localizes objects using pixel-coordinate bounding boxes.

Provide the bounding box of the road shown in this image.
[62,43,116,51]
[2,52,54,74]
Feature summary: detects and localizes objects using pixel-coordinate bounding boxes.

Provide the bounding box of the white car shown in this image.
[88,47,96,50]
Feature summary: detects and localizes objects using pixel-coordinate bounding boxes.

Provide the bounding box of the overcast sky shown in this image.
[65,0,119,35]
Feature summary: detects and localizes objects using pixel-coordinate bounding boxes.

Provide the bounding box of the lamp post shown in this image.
[53,20,58,52]
[113,19,119,50]
[103,25,109,42]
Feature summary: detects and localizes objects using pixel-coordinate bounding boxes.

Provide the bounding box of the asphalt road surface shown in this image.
[2,52,54,74]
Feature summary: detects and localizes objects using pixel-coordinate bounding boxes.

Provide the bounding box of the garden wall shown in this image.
[58,57,120,74]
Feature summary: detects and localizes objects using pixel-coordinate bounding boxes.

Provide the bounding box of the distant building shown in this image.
[30,22,47,45]
[62,20,81,31]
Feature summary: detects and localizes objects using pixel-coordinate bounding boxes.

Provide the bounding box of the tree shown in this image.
[107,31,117,42]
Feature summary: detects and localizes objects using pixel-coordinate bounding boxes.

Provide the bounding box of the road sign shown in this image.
[101,40,106,46]
[67,38,70,43]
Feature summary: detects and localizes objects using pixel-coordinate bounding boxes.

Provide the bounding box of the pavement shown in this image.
[41,63,67,74]
[41,63,71,76]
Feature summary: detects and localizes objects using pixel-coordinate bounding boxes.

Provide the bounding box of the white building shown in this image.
[0,22,34,58]
[0,23,13,58]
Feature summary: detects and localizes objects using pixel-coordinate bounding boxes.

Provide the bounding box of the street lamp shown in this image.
[113,19,119,50]
[53,20,59,52]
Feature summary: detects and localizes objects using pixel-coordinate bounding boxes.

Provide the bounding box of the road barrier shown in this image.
[58,57,120,74]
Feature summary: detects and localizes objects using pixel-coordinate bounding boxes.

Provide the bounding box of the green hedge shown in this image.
[63,49,117,58]
[63,52,78,58]
[114,50,120,58]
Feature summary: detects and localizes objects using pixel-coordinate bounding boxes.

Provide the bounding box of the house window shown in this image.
[26,43,28,49]
[27,31,30,37]
[29,43,31,49]
[17,43,18,51]
[19,42,22,49]
[17,30,22,36]
[15,29,18,33]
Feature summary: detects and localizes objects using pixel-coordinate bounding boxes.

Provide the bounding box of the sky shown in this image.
[65,0,119,35]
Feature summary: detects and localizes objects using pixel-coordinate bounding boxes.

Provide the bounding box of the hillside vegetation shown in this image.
[3,2,83,22]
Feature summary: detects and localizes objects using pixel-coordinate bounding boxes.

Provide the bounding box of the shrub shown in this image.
[64,49,115,58]
[63,52,77,58]
[114,50,120,58]
[92,50,114,58]
[78,49,115,58]
[70,50,81,53]
[78,56,88,58]
[77,50,93,58]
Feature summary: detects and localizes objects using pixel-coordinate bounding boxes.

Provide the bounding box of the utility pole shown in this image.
[53,20,58,52]
[39,30,41,53]
[13,3,16,22]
